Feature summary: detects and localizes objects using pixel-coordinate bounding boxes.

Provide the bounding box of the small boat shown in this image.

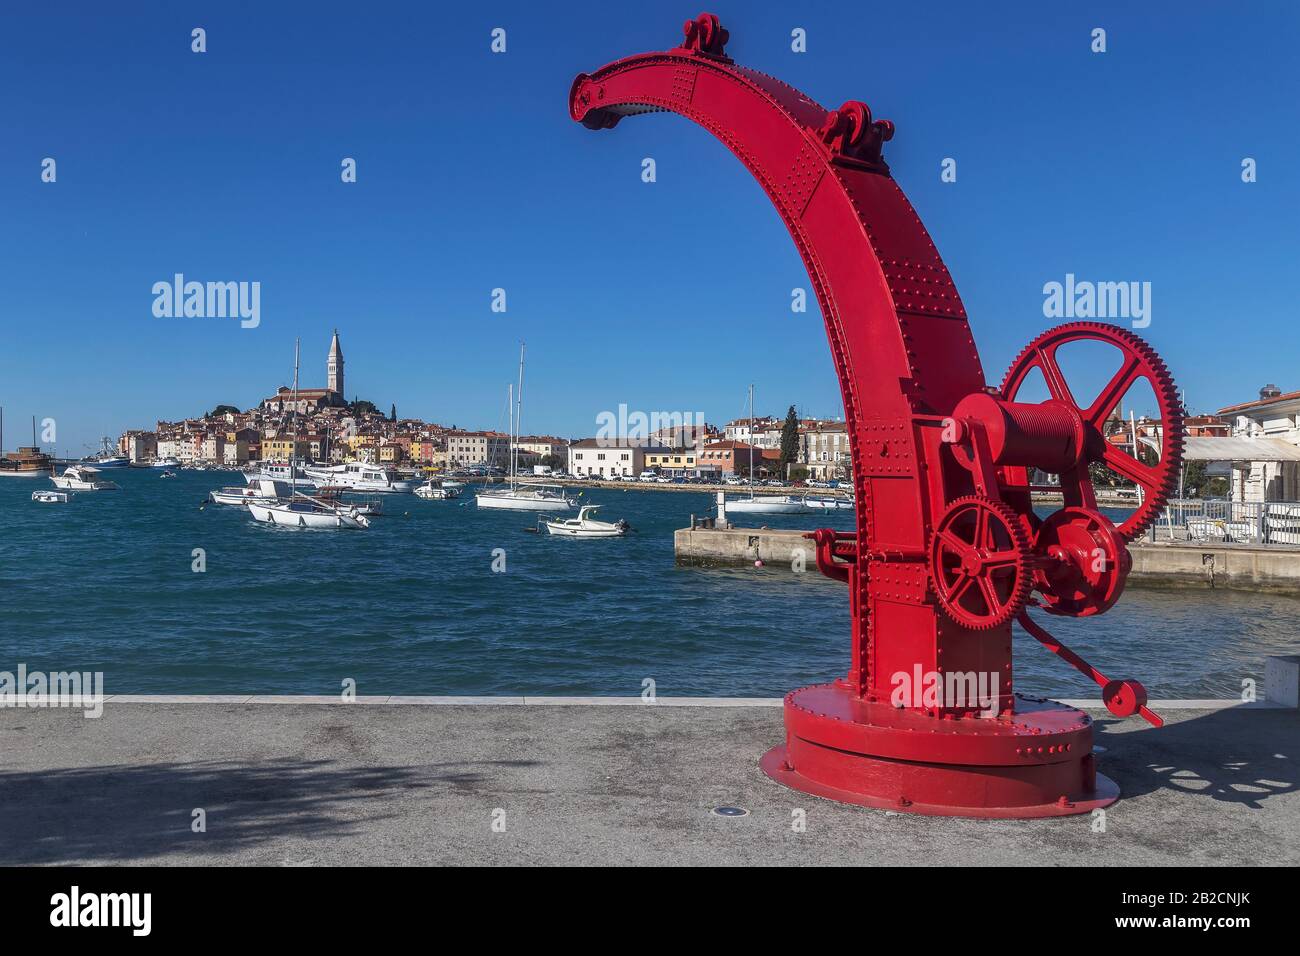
[724,494,811,515]
[247,461,308,483]
[414,480,460,500]
[50,465,119,491]
[803,494,855,510]
[151,457,181,469]
[541,505,629,537]
[316,487,384,516]
[477,483,575,511]
[211,479,293,505]
[247,492,371,529]
[32,490,70,503]
[303,461,419,493]
[160,470,177,479]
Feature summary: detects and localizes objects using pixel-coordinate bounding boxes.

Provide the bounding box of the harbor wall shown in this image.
[674,526,1300,593]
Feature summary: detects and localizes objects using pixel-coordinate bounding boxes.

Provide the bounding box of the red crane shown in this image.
[571,13,1183,817]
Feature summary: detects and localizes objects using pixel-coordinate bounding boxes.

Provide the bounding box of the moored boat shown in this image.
[247,493,370,529]
[50,465,120,491]
[541,505,628,537]
[32,490,70,503]
[414,480,460,500]
[303,461,418,493]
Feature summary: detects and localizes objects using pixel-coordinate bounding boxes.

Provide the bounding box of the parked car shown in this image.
[639,471,659,482]
[724,476,745,486]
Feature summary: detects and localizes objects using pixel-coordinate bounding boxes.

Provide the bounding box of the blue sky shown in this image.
[1,1,1296,455]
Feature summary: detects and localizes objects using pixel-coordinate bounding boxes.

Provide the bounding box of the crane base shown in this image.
[760,682,1121,819]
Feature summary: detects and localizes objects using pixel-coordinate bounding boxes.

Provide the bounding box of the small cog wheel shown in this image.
[930,496,1033,630]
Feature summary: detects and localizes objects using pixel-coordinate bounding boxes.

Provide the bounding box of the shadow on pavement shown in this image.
[0,757,539,864]
[1096,707,1298,809]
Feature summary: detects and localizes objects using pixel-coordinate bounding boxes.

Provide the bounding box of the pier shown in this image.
[0,698,1294,865]
[676,524,1300,593]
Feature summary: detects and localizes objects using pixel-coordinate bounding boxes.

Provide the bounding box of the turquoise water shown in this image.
[1,469,1295,698]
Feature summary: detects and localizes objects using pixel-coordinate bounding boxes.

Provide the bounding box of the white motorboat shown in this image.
[32,490,70,503]
[414,480,460,500]
[247,493,371,529]
[210,479,294,505]
[541,505,628,537]
[247,461,308,483]
[160,470,177,479]
[804,494,855,510]
[303,461,419,493]
[724,494,812,514]
[50,465,119,491]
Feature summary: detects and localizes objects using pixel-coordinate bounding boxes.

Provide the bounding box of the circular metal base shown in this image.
[760,683,1121,819]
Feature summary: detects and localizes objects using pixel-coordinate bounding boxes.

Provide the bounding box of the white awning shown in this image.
[1182,436,1300,463]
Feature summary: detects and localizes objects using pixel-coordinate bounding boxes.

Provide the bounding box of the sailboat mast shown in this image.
[749,383,754,496]
[515,343,525,482]
[291,337,300,495]
[507,382,513,489]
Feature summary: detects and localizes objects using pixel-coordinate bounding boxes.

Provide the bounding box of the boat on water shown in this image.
[414,480,460,500]
[478,482,575,511]
[475,344,576,512]
[32,490,70,503]
[246,338,370,530]
[0,446,53,478]
[145,457,181,469]
[160,470,177,479]
[0,409,54,478]
[50,465,120,491]
[83,437,129,469]
[303,461,419,493]
[247,493,371,529]
[803,494,855,510]
[211,478,293,505]
[541,505,629,537]
[725,495,812,514]
[245,461,308,483]
[722,385,809,514]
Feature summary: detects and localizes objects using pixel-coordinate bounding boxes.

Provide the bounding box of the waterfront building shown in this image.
[800,421,851,480]
[121,430,157,464]
[517,435,570,463]
[568,438,655,477]
[446,430,510,468]
[699,440,761,476]
[644,447,699,474]
[1218,385,1300,502]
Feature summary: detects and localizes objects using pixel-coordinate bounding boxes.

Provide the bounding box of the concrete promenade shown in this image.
[0,698,1295,866]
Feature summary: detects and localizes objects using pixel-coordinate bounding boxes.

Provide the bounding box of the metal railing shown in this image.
[1150,498,1300,546]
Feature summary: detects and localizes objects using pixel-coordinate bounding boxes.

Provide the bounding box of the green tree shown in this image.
[351,399,378,416]
[779,405,800,469]
[207,404,240,418]
[390,403,397,422]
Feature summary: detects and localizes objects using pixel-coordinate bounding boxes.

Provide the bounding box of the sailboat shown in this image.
[724,385,811,515]
[246,338,370,530]
[475,343,575,512]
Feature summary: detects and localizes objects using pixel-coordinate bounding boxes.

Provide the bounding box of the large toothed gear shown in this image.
[930,496,1033,630]
[999,322,1184,541]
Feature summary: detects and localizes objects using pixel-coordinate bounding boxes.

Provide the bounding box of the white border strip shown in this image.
[69,695,1290,709]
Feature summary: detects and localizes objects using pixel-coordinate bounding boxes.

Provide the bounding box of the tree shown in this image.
[351,399,378,416]
[390,403,397,422]
[207,404,240,419]
[779,405,801,469]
